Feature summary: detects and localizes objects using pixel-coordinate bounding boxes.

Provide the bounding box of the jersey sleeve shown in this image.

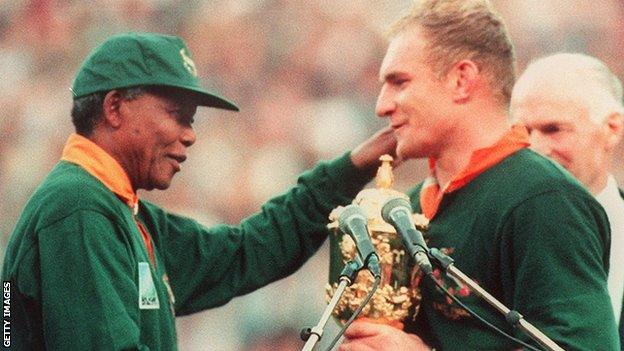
[152,152,373,315]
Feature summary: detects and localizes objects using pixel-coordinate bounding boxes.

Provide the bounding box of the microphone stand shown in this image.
[300,260,361,351]
[427,248,564,351]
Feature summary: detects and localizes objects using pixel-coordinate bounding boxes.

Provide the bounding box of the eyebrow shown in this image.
[380,71,410,83]
[533,120,569,127]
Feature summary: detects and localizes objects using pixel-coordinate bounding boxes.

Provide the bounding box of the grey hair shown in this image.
[71,87,147,136]
[511,53,624,124]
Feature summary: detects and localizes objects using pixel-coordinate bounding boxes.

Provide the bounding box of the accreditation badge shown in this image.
[138,262,160,309]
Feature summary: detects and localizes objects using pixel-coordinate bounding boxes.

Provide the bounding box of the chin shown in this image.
[147,177,173,191]
[396,144,420,161]
[155,181,173,190]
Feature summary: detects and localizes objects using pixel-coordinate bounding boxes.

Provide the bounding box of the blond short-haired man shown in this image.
[340,1,619,350]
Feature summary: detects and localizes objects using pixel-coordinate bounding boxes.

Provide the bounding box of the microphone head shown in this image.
[338,204,367,234]
[381,197,412,224]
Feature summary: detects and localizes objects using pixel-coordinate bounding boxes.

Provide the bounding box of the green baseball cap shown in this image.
[71,32,239,111]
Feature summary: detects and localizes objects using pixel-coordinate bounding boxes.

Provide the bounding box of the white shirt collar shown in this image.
[595,174,624,324]
[596,174,622,204]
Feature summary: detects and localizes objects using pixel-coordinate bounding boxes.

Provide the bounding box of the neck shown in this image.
[586,151,615,195]
[433,108,510,187]
[587,172,610,196]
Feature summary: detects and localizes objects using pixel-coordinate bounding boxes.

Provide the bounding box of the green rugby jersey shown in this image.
[406,149,619,350]
[3,151,370,350]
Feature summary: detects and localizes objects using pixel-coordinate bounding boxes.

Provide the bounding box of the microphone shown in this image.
[338,205,381,278]
[381,197,433,275]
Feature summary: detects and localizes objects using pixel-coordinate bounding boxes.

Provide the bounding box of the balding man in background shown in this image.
[511,52,624,345]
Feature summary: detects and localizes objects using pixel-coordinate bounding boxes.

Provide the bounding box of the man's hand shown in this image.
[350,127,399,170]
[339,321,431,351]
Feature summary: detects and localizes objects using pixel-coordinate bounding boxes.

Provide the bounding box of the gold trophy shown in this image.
[326,155,428,329]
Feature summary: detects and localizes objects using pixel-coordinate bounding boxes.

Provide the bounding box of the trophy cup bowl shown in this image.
[326,155,427,329]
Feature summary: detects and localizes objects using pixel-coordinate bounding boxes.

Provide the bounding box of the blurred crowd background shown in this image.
[1,0,623,350]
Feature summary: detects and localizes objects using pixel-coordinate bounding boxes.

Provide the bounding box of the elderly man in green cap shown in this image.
[2,33,396,350]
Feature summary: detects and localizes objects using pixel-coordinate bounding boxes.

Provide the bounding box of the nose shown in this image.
[375,85,395,118]
[180,126,196,147]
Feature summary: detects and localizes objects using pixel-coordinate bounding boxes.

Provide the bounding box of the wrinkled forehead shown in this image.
[511,92,591,126]
[145,86,199,111]
[514,77,582,102]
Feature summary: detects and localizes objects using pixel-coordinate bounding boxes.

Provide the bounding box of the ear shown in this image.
[603,111,624,150]
[102,90,124,128]
[447,60,479,103]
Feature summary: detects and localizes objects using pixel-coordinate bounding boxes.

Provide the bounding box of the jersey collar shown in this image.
[420,124,530,219]
[61,133,139,213]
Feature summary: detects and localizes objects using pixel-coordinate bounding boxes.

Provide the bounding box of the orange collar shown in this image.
[61,133,138,212]
[420,124,530,219]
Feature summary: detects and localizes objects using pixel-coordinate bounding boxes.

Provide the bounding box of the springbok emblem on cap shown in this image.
[180,48,198,77]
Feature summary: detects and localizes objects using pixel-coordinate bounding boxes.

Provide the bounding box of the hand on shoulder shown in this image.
[350,127,399,170]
